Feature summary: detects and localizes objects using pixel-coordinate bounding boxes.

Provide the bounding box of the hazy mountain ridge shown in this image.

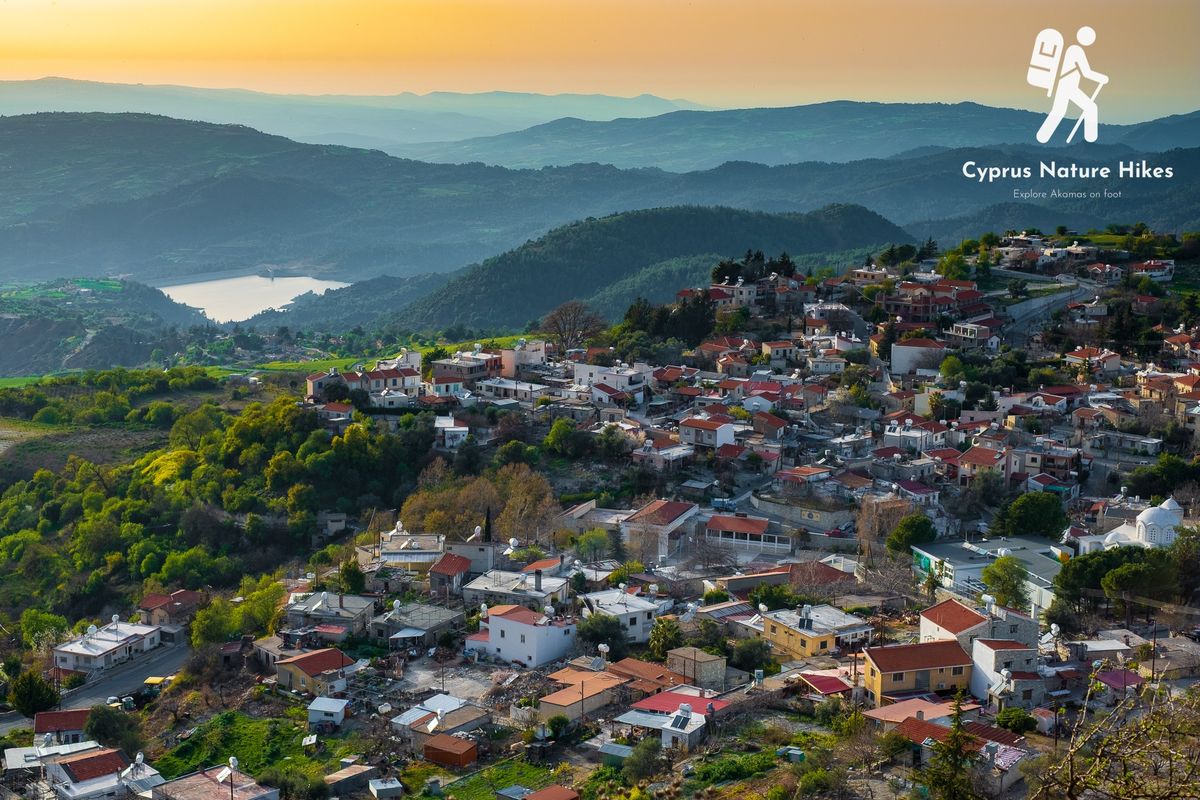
[0,113,1194,287]
[393,101,1200,170]
[0,77,706,150]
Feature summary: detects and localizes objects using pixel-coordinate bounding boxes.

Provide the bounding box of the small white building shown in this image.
[307,697,350,728]
[679,417,735,450]
[464,604,576,667]
[53,617,161,676]
[580,589,661,644]
[476,378,551,404]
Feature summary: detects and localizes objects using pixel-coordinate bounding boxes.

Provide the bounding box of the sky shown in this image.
[2,0,1198,122]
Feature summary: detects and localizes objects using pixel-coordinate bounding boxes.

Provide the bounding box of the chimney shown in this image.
[534,569,543,592]
[559,553,566,571]
[916,710,924,721]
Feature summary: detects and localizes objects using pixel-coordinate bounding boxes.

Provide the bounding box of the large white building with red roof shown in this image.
[464,604,576,667]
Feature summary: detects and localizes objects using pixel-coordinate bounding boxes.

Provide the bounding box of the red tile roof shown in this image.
[957,446,1007,467]
[865,640,971,673]
[57,748,129,783]
[487,604,544,626]
[681,417,729,431]
[633,691,731,714]
[429,552,472,577]
[894,717,983,751]
[521,557,562,573]
[921,599,988,634]
[706,514,769,535]
[975,639,1031,651]
[789,561,854,586]
[798,673,853,695]
[34,709,90,734]
[526,787,580,800]
[277,647,354,677]
[962,721,1025,747]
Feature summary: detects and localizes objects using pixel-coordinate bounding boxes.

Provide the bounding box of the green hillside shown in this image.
[399,204,913,331]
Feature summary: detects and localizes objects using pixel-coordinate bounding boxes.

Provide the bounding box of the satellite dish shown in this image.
[480,604,488,617]
[42,733,53,747]
[393,600,401,612]
[758,604,769,614]
[573,560,583,570]
[111,614,120,624]
[474,525,482,537]
[598,643,610,655]
[509,538,520,549]
[545,605,554,617]
[1050,623,1061,636]
[618,583,628,592]
[87,625,98,635]
[229,756,238,771]
[136,753,144,765]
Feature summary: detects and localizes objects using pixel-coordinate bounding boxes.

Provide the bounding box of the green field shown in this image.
[0,377,39,388]
[419,758,554,800]
[256,335,531,373]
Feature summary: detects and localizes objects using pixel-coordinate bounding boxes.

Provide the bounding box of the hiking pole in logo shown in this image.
[1027,26,1108,143]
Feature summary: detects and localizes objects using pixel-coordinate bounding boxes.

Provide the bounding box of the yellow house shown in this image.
[275,648,354,695]
[863,640,971,706]
[761,610,836,660]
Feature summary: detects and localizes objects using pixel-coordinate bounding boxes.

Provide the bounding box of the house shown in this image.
[369,601,463,649]
[666,647,727,690]
[614,704,709,752]
[525,788,580,800]
[142,764,278,800]
[1064,346,1121,374]
[428,552,473,596]
[275,648,355,694]
[44,747,165,800]
[862,697,975,730]
[890,339,947,374]
[476,378,551,404]
[307,697,350,729]
[703,514,789,555]
[423,734,478,768]
[620,499,700,561]
[462,570,569,611]
[53,617,161,676]
[434,415,470,450]
[537,668,630,722]
[919,599,1039,652]
[1094,669,1145,704]
[955,445,1010,486]
[463,604,576,668]
[892,716,1028,793]
[391,694,491,754]
[34,709,91,745]
[137,589,204,627]
[603,658,689,696]
[580,589,660,644]
[752,412,788,440]
[969,640,1044,710]
[757,605,873,660]
[863,640,972,706]
[284,592,375,637]
[678,416,735,450]
[762,340,798,364]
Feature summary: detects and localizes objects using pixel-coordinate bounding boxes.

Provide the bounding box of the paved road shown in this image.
[0,644,190,733]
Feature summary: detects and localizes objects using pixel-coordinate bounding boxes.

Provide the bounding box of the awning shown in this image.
[389,627,426,640]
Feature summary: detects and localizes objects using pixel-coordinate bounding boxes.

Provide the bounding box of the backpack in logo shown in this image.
[1027,28,1064,96]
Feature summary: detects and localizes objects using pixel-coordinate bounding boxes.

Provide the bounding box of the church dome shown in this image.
[1137,499,1182,528]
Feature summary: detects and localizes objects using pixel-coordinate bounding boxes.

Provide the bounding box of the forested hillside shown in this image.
[399,204,912,331]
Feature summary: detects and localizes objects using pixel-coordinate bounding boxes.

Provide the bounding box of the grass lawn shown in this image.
[154,710,363,780]
[0,376,40,388]
[419,758,554,800]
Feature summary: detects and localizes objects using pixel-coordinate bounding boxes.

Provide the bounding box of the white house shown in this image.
[573,363,648,405]
[969,639,1044,711]
[45,748,165,800]
[580,589,661,644]
[462,570,570,611]
[1066,496,1185,554]
[476,378,551,404]
[679,417,735,450]
[307,697,350,728]
[434,416,470,450]
[53,617,161,676]
[464,604,576,667]
[890,339,947,375]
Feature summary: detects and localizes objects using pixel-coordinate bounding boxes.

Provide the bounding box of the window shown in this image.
[870,668,876,678]
[892,673,904,682]
[1022,689,1033,700]
[819,641,828,649]
[1010,625,1018,634]
[628,617,636,627]
[500,629,506,638]
[564,629,571,636]
[952,666,964,676]
[770,625,777,635]
[520,634,526,643]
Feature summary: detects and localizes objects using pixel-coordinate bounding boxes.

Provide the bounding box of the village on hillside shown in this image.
[4,229,1199,800]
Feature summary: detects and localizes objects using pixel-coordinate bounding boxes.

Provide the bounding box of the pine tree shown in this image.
[922,692,980,800]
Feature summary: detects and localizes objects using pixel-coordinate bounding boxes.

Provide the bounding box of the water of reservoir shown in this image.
[158,275,349,323]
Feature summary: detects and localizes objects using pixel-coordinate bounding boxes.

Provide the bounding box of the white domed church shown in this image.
[1064,497,1184,555]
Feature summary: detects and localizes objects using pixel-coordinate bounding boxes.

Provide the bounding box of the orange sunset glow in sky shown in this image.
[2,0,1197,121]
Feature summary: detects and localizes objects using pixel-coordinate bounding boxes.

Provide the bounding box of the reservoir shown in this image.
[158,275,349,323]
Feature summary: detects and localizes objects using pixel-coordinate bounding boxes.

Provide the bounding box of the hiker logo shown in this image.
[1027,26,1108,144]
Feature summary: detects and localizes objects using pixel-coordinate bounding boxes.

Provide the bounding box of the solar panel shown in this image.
[669,716,689,729]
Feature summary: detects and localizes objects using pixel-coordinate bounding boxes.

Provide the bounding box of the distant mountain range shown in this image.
[393,101,1200,170]
[0,113,1195,289]
[0,77,706,151]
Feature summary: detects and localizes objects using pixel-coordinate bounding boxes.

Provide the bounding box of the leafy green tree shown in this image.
[623,736,664,782]
[546,714,570,740]
[20,608,67,648]
[10,671,59,718]
[886,513,936,554]
[647,618,684,661]
[921,692,980,800]
[574,528,610,562]
[85,705,144,754]
[569,571,587,594]
[542,418,576,457]
[980,556,1030,610]
[340,559,365,594]
[702,588,730,604]
[577,614,629,661]
[729,638,774,672]
[191,598,236,648]
[994,707,1036,735]
[991,493,1066,539]
[747,582,801,611]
